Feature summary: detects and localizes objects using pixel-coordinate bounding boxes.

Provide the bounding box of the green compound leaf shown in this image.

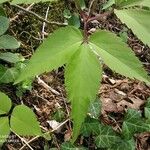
[65,44,101,142]
[0,117,10,145]
[115,0,150,8]
[10,105,41,136]
[81,117,99,137]
[95,124,120,148]
[0,35,20,49]
[109,138,135,150]
[115,9,150,47]
[0,92,11,115]
[122,109,150,139]
[0,16,9,36]
[16,26,82,83]
[90,30,150,84]
[145,97,150,120]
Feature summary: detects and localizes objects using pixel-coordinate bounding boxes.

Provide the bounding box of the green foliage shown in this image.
[88,98,101,119]
[0,91,41,145]
[102,0,115,10]
[122,109,150,139]
[80,107,150,149]
[0,0,150,145]
[0,52,24,63]
[16,25,150,142]
[89,30,150,84]
[0,92,11,114]
[52,109,65,122]
[65,44,101,142]
[0,117,10,145]
[10,105,42,136]
[61,142,87,150]
[0,16,20,49]
[115,9,150,47]
[115,0,150,8]
[95,124,121,148]
[0,66,19,83]
[0,93,11,115]
[0,16,9,36]
[81,117,99,137]
[144,98,150,120]
[15,27,83,83]
[109,138,135,150]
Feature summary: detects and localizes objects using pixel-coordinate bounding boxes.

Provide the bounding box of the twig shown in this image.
[10,3,34,22]
[87,10,113,23]
[19,119,69,150]
[88,0,95,15]
[42,5,50,39]
[12,4,67,26]
[36,76,60,95]
[51,119,70,132]
[19,136,39,150]
[12,131,34,150]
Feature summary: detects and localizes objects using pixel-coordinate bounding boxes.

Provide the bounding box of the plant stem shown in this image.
[87,10,113,23]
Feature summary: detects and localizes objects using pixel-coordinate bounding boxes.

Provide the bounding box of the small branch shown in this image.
[42,5,50,39]
[88,0,95,15]
[87,10,113,23]
[19,136,39,150]
[12,4,67,26]
[19,119,69,150]
[10,3,34,22]
[36,76,60,95]
[51,119,70,132]
[12,131,34,150]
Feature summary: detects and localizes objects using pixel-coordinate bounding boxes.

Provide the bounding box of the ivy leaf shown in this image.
[81,117,99,137]
[0,35,20,49]
[61,142,87,150]
[88,98,101,119]
[15,26,82,83]
[95,124,120,148]
[0,92,11,115]
[144,97,150,120]
[122,109,150,139]
[90,30,150,84]
[65,44,101,142]
[0,16,9,36]
[115,9,150,47]
[10,105,42,136]
[0,117,10,145]
[109,138,135,150]
[61,142,75,149]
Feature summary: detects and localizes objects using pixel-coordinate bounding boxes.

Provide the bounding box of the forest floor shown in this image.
[0,0,150,149]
